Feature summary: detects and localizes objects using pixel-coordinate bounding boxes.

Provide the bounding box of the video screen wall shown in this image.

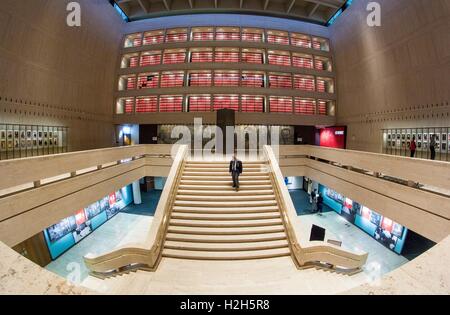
[0,123,68,160]
[382,127,449,161]
[43,185,133,260]
[319,185,408,254]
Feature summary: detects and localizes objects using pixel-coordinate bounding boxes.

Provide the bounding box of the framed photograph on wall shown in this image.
[27,131,31,139]
[418,134,422,141]
[0,131,5,140]
[0,141,6,150]
[7,140,13,149]
[14,131,19,139]
[7,131,12,139]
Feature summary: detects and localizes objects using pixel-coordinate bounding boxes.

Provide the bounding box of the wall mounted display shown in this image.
[320,185,408,254]
[0,124,68,160]
[382,127,449,161]
[43,185,133,260]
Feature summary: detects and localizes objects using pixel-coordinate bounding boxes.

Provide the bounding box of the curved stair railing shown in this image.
[83,145,188,278]
[264,145,368,275]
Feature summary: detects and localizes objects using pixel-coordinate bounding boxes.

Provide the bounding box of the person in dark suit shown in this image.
[229,154,243,191]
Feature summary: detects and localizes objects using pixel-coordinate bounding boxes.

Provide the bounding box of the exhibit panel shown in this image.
[382,127,450,161]
[0,124,68,160]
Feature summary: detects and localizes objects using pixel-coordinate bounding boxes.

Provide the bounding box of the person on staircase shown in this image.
[229,154,243,191]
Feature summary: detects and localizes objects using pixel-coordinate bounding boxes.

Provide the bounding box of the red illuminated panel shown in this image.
[132,37,142,47]
[136,97,158,113]
[241,52,263,64]
[291,37,311,48]
[312,41,322,50]
[138,74,159,89]
[129,56,139,68]
[269,74,292,89]
[216,32,240,41]
[317,80,326,93]
[213,95,239,111]
[215,51,240,63]
[381,217,394,233]
[267,34,289,45]
[124,98,134,113]
[163,52,186,64]
[140,54,161,66]
[108,193,116,207]
[293,76,315,91]
[319,127,346,149]
[294,98,316,115]
[143,34,164,45]
[126,77,136,90]
[241,73,264,88]
[268,53,291,66]
[160,72,184,88]
[292,56,313,69]
[166,33,188,43]
[269,96,293,113]
[188,96,211,112]
[189,72,212,87]
[317,100,327,115]
[315,59,324,70]
[159,96,183,112]
[75,209,86,225]
[192,32,214,41]
[191,51,213,63]
[242,33,263,42]
[214,72,240,87]
[241,96,264,112]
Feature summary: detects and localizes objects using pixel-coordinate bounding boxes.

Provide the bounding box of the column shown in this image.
[132,180,142,205]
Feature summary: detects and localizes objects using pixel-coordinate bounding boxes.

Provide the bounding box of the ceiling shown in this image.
[114,0,347,25]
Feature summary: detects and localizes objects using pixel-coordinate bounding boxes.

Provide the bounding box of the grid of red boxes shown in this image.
[215,51,240,63]
[267,35,289,45]
[216,32,240,41]
[124,98,134,113]
[293,75,315,91]
[241,96,264,112]
[160,72,184,87]
[136,97,158,113]
[292,56,313,69]
[294,98,316,115]
[143,34,164,45]
[291,37,311,48]
[140,53,161,66]
[191,51,213,63]
[163,52,186,64]
[214,72,240,87]
[242,33,263,42]
[269,97,293,113]
[188,72,212,86]
[138,74,159,89]
[126,77,136,90]
[188,95,212,112]
[159,96,183,112]
[213,95,239,111]
[241,52,263,64]
[192,32,214,41]
[317,100,328,115]
[241,73,264,88]
[268,53,291,66]
[165,33,188,43]
[269,74,292,89]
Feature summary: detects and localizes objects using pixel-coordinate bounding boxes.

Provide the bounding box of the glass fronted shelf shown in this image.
[382,127,450,161]
[0,124,68,160]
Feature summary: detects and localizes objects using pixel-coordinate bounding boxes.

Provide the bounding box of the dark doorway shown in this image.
[139,124,158,144]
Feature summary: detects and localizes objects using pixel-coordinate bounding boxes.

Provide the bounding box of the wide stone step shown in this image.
[183,171,269,178]
[164,240,289,251]
[165,232,287,243]
[168,225,285,235]
[169,218,283,228]
[185,164,266,169]
[171,212,281,221]
[176,189,274,196]
[178,184,273,191]
[162,248,291,260]
[172,205,280,214]
[175,194,275,202]
[181,175,270,181]
[173,200,277,207]
[184,168,268,173]
[180,180,271,186]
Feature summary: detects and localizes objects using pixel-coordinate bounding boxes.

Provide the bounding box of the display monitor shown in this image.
[310,224,326,242]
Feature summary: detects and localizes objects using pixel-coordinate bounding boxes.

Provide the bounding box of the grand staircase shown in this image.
[162,160,291,260]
